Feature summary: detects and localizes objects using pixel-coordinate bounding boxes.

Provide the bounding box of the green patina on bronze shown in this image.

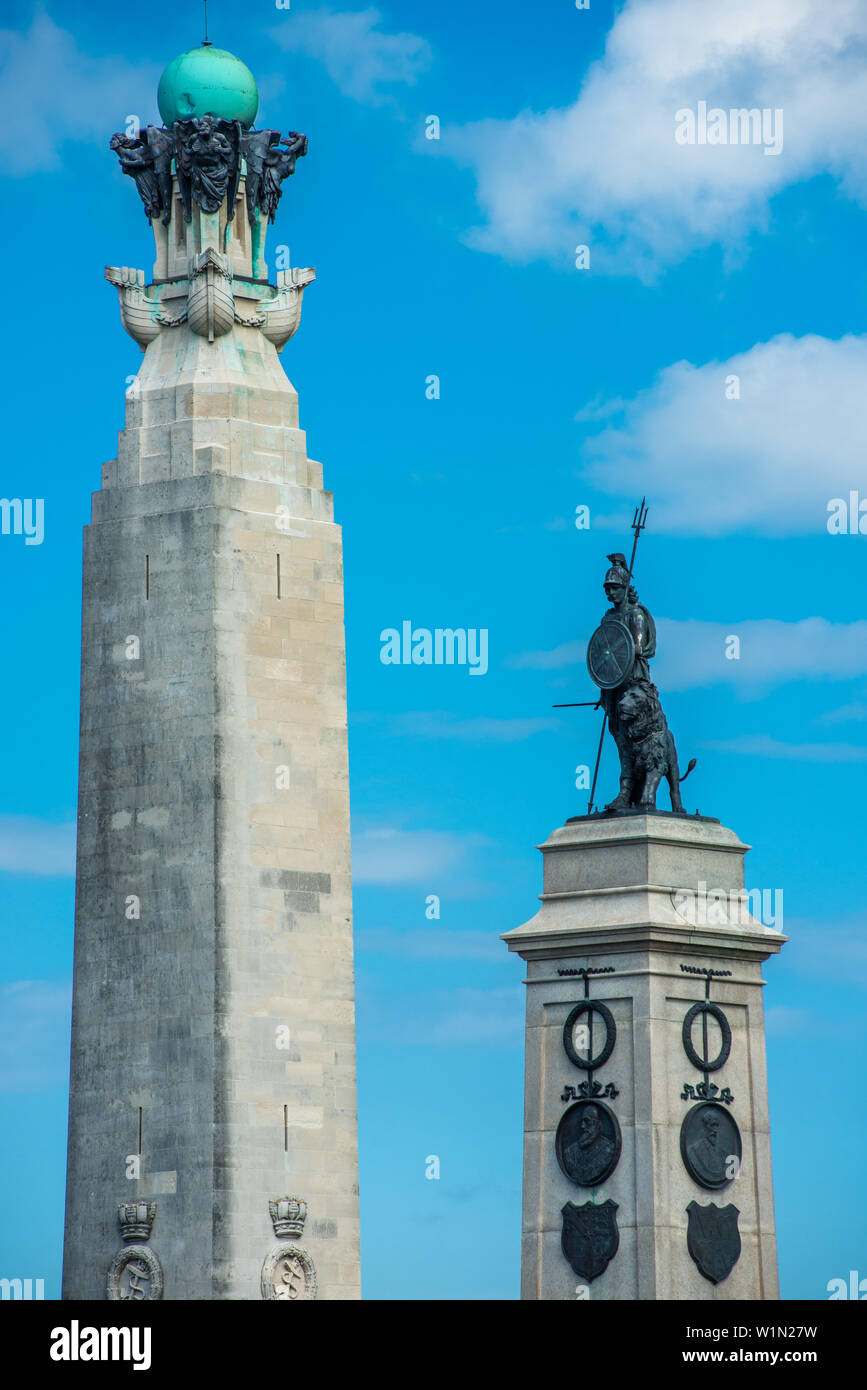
[157,45,259,128]
[250,212,264,277]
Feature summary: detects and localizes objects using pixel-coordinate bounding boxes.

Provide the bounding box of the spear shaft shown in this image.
[587,711,608,814]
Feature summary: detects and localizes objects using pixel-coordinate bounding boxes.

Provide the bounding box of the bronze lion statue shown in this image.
[613,682,695,812]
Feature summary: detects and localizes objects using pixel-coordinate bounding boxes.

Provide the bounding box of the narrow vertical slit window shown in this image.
[276,553,281,599]
[138,1107,143,1155]
[145,554,149,600]
[283,1104,288,1152]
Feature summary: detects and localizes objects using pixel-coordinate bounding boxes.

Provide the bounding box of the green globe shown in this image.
[157,45,259,128]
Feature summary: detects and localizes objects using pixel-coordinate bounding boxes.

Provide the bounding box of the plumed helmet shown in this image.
[604,553,630,587]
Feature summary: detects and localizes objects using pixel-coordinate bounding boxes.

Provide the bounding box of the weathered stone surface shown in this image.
[503,814,784,1301]
[63,174,359,1300]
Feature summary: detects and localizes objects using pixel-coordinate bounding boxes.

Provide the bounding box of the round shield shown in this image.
[586,618,636,690]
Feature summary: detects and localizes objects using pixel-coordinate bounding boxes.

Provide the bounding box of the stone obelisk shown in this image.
[62,43,360,1300]
[503,541,785,1300]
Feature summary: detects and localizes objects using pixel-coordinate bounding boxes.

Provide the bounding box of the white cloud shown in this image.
[820,699,867,723]
[509,617,867,692]
[765,1005,816,1037]
[507,640,585,672]
[357,927,500,961]
[429,987,522,1046]
[783,915,867,986]
[445,0,867,273]
[703,734,867,762]
[0,980,71,1091]
[352,825,490,885]
[577,334,867,536]
[655,617,867,691]
[385,710,563,742]
[0,816,76,876]
[0,12,160,174]
[270,7,431,106]
[357,980,522,1047]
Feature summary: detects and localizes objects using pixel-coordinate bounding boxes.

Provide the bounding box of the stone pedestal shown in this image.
[502,813,785,1301]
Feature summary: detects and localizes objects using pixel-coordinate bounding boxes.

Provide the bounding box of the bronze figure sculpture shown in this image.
[559,500,696,814]
[110,119,307,227]
[109,133,162,221]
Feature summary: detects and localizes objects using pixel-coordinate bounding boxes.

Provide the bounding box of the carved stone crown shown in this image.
[118,1201,156,1243]
[269,1196,307,1239]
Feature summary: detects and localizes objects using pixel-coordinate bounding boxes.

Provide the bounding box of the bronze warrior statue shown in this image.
[585,538,695,814]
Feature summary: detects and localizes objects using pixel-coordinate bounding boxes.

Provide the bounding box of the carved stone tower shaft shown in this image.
[62,46,360,1300]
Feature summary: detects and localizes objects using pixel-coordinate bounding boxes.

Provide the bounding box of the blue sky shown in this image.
[1,0,867,1300]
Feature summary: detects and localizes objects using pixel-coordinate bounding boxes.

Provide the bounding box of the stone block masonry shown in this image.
[63,162,359,1300]
[503,814,785,1301]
